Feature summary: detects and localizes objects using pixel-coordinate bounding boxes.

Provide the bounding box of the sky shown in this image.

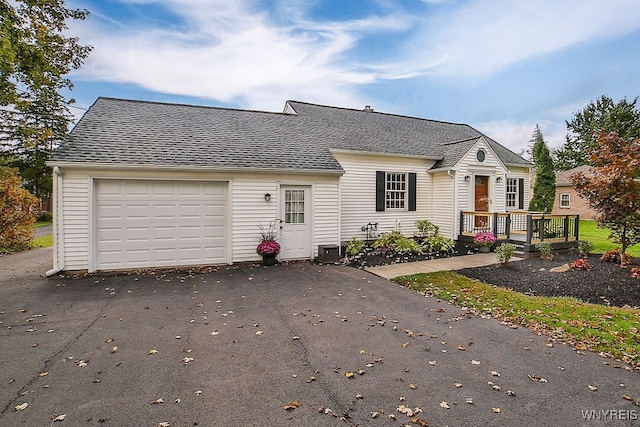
[64,0,640,156]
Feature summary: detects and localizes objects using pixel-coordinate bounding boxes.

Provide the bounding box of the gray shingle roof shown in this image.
[50,97,530,171]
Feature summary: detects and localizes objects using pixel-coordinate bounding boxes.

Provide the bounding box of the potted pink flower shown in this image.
[257,220,281,265]
[473,231,496,253]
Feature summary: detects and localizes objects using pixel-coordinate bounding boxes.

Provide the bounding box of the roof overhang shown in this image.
[46,161,345,176]
[330,148,442,161]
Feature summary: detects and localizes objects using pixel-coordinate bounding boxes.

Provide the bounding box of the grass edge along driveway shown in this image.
[393,271,640,368]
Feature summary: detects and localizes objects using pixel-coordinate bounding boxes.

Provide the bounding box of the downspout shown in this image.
[45,167,64,277]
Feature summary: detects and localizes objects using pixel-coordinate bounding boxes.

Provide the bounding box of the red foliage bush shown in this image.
[632,267,640,279]
[600,249,622,263]
[570,259,593,270]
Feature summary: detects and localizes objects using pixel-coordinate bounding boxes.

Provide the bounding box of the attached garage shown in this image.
[94,179,228,270]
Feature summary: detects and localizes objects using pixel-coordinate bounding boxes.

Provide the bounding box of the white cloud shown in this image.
[477,119,566,157]
[404,0,640,77]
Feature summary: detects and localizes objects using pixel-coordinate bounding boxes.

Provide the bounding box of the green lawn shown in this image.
[31,235,53,248]
[580,219,640,257]
[394,271,640,366]
[33,220,52,228]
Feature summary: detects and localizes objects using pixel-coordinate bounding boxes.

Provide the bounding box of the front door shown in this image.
[474,175,489,229]
[279,186,312,259]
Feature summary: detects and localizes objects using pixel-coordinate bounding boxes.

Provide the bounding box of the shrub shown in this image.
[632,267,640,279]
[536,241,553,260]
[601,249,622,264]
[373,231,422,255]
[570,258,593,270]
[577,240,594,257]
[37,211,53,222]
[346,237,365,256]
[416,220,439,237]
[495,243,516,266]
[421,235,455,254]
[0,167,39,253]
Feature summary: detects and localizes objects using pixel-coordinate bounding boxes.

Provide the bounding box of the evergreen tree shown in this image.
[0,0,92,204]
[529,125,556,213]
[555,95,640,170]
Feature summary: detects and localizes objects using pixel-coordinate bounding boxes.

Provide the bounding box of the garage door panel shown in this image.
[95,179,227,270]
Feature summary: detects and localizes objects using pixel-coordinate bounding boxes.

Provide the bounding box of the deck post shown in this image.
[459,211,464,236]
[492,212,498,237]
[564,215,569,241]
[526,213,533,245]
[575,215,580,241]
[506,213,511,239]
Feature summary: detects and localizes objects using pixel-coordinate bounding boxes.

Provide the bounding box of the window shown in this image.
[476,149,486,162]
[505,178,525,210]
[385,172,406,209]
[506,178,517,208]
[560,193,570,208]
[284,189,305,223]
[376,171,416,212]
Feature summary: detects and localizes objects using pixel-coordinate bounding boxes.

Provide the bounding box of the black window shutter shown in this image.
[408,173,417,211]
[518,178,525,209]
[376,171,385,212]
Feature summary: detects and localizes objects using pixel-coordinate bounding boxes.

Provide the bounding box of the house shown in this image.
[551,165,598,219]
[46,97,532,273]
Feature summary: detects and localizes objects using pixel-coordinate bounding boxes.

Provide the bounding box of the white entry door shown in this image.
[279,186,312,259]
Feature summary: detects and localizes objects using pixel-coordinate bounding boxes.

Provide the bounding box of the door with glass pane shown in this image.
[279,186,312,259]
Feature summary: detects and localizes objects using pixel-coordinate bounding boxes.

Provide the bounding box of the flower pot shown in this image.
[478,246,490,253]
[262,254,277,266]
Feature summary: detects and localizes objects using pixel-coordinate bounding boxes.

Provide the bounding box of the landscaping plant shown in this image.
[572,131,640,267]
[415,219,439,237]
[536,241,553,261]
[570,258,593,270]
[578,240,594,257]
[421,235,455,254]
[373,231,422,255]
[0,167,39,253]
[473,232,496,247]
[346,237,365,256]
[495,243,516,267]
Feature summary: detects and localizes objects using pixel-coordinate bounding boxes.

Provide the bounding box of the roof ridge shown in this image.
[97,96,288,116]
[286,100,476,128]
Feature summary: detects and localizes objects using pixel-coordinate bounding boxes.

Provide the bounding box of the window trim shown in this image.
[385,172,407,210]
[560,193,570,208]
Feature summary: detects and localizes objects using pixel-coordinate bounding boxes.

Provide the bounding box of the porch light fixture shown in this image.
[464,175,471,182]
[496,176,503,183]
[264,193,271,202]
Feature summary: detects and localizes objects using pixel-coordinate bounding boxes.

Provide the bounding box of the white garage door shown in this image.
[95,179,227,270]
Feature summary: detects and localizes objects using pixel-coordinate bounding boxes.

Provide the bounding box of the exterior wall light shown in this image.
[496,176,503,183]
[464,175,471,182]
[264,193,271,202]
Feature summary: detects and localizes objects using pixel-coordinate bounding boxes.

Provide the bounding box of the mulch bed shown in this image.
[344,247,640,308]
[457,252,640,309]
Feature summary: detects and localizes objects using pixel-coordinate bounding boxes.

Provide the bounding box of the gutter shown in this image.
[45,167,64,277]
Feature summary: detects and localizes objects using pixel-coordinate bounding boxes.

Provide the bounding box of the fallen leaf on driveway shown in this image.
[439,402,450,409]
[111,346,118,353]
[412,416,429,426]
[106,337,114,343]
[588,385,598,391]
[182,357,194,364]
[148,349,159,355]
[457,345,466,351]
[158,423,170,427]
[39,372,49,377]
[211,331,219,336]
[306,376,316,383]
[409,384,417,390]
[492,407,501,413]
[195,390,202,396]
[284,400,300,410]
[14,402,28,411]
[398,405,414,416]
[151,398,164,405]
[345,372,354,379]
[491,371,501,377]
[454,383,463,388]
[53,414,66,422]
[471,360,481,365]
[528,374,547,383]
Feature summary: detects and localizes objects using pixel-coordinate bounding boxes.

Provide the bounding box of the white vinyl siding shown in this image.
[333,151,435,241]
[429,171,456,239]
[54,168,339,270]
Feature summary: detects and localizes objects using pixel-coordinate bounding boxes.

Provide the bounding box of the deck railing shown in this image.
[459,211,579,250]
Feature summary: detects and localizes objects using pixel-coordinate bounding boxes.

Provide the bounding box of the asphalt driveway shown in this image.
[1,248,639,426]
